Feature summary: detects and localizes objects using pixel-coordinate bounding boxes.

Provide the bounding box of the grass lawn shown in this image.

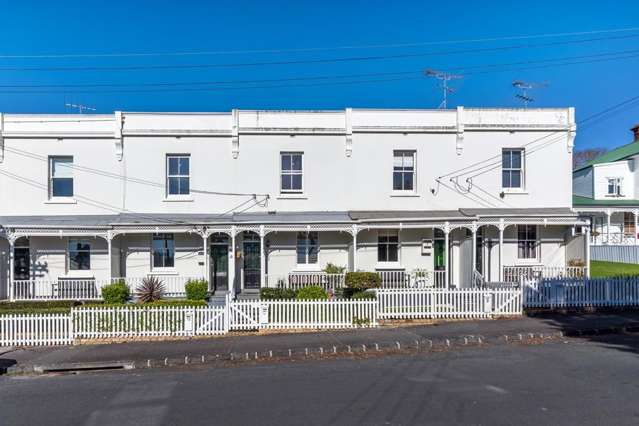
[590,261,639,278]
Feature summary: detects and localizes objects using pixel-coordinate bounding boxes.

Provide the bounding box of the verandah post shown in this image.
[8,237,14,301]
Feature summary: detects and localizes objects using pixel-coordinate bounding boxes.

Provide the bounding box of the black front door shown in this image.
[210,235,229,293]
[243,232,261,290]
[14,246,30,280]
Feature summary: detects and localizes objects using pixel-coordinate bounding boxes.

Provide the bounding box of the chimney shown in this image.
[633,124,639,142]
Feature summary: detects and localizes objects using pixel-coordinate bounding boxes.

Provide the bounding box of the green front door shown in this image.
[210,235,229,293]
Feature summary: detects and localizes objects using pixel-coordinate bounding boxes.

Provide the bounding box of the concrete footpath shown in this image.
[3,311,639,373]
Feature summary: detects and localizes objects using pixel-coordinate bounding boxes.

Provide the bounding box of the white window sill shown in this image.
[375,263,404,270]
[390,192,419,198]
[45,198,77,204]
[501,189,529,195]
[163,196,194,202]
[148,270,178,276]
[277,194,307,200]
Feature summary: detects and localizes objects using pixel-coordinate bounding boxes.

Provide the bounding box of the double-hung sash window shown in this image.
[378,230,399,263]
[296,232,319,265]
[607,178,622,196]
[502,149,524,189]
[280,152,303,193]
[152,233,175,269]
[393,150,416,191]
[68,239,90,270]
[166,155,190,196]
[49,156,74,198]
[517,225,538,260]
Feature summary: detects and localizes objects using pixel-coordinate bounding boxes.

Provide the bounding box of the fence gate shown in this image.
[228,301,261,330]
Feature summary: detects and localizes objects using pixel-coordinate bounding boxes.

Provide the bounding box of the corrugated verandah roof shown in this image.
[0,208,579,230]
[573,141,639,172]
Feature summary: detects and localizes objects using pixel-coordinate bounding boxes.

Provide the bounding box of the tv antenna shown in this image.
[65,103,96,114]
[425,69,463,109]
[512,80,548,108]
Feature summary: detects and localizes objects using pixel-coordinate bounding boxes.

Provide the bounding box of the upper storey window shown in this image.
[49,156,74,198]
[607,178,623,197]
[280,152,303,193]
[393,150,416,192]
[502,149,524,190]
[166,155,190,196]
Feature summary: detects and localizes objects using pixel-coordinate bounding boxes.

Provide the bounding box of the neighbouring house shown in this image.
[573,124,639,252]
[0,108,587,301]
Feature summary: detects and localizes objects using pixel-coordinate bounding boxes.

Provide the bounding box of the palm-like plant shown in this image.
[136,276,165,303]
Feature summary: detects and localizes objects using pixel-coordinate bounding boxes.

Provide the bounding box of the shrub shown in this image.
[260,287,296,300]
[185,279,209,300]
[0,300,79,310]
[345,272,381,291]
[101,280,130,304]
[136,276,165,303]
[568,259,586,267]
[295,285,328,300]
[324,263,346,274]
[82,300,207,309]
[351,291,376,300]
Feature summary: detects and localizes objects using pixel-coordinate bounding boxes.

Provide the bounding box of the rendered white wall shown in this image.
[593,161,634,200]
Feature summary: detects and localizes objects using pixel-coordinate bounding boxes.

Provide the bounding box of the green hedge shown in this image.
[260,288,296,300]
[351,291,376,300]
[101,280,130,304]
[81,300,207,309]
[0,307,73,316]
[345,272,381,290]
[0,300,80,310]
[185,279,209,300]
[296,286,328,300]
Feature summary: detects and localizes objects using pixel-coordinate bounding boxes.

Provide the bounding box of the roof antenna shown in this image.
[425,69,463,109]
[512,80,548,108]
[65,103,96,114]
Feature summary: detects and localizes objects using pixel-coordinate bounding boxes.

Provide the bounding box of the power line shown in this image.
[1,26,638,59]
[0,33,637,73]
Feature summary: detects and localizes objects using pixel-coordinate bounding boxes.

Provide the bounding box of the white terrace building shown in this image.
[0,108,588,300]
[573,124,639,246]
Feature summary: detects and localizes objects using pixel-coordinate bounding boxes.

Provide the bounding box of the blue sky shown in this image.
[0,0,638,151]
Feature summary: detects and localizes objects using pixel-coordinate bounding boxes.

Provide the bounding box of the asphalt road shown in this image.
[2,335,639,426]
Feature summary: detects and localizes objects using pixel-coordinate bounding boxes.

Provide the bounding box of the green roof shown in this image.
[573,141,639,172]
[573,195,639,207]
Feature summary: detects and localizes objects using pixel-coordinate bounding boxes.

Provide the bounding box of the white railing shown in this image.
[268,273,346,291]
[377,270,410,287]
[72,305,228,339]
[523,277,639,308]
[11,279,107,301]
[376,288,523,319]
[502,266,587,283]
[229,299,378,330]
[0,313,73,346]
[592,232,636,246]
[114,276,203,298]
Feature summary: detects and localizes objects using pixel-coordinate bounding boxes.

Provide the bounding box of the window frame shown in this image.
[516,225,539,262]
[151,233,175,270]
[606,177,623,197]
[48,156,75,200]
[296,231,320,269]
[392,150,416,193]
[68,238,91,271]
[501,148,525,191]
[280,152,304,194]
[166,154,191,198]
[377,229,400,266]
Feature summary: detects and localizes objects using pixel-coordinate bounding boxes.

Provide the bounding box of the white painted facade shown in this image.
[0,108,586,299]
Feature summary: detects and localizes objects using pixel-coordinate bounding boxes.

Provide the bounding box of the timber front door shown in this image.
[243,231,261,289]
[210,234,229,293]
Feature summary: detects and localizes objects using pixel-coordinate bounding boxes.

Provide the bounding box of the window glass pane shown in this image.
[403,153,414,168]
[387,245,399,262]
[403,173,413,191]
[511,150,521,168]
[502,151,510,168]
[511,171,521,188]
[393,172,403,190]
[291,174,302,190]
[281,155,291,171]
[179,157,189,175]
[393,154,403,168]
[53,178,74,197]
[168,157,179,175]
[377,244,387,262]
[178,177,189,194]
[168,177,179,195]
[52,158,73,178]
[291,155,302,171]
[502,171,510,188]
[281,175,291,190]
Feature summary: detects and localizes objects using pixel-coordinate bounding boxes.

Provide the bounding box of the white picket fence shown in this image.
[376,288,523,320]
[228,299,378,330]
[523,277,639,308]
[11,279,105,301]
[0,313,73,346]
